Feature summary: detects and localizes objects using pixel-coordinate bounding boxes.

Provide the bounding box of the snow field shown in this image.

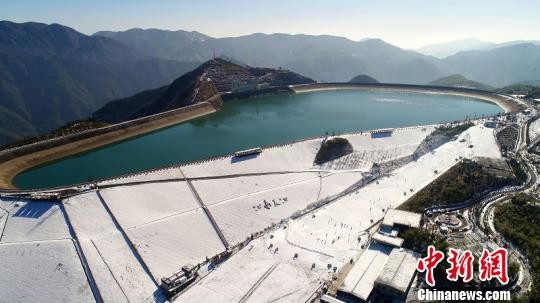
[98,168,184,187]
[318,148,412,171]
[207,171,363,245]
[63,192,162,302]
[63,192,118,238]
[179,240,277,302]
[465,125,502,158]
[244,262,321,302]
[125,208,226,280]
[529,118,540,142]
[343,126,434,151]
[181,127,433,179]
[98,181,200,228]
[97,182,226,279]
[0,239,94,303]
[182,139,323,178]
[286,125,501,259]
[318,127,434,170]
[77,238,129,303]
[179,230,332,303]
[0,198,93,302]
[91,232,162,302]
[0,199,70,243]
[285,206,369,262]
[317,172,365,198]
[192,172,326,206]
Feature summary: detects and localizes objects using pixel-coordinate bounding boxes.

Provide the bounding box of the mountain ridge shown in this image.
[94,28,210,59]
[417,38,496,58]
[0,21,199,145]
[93,58,314,123]
[440,43,540,87]
[96,28,540,87]
[95,29,445,83]
[428,74,493,91]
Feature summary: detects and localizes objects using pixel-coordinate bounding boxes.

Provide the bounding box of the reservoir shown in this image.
[13,90,502,189]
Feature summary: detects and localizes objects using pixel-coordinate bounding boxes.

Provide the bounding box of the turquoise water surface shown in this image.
[13,90,502,189]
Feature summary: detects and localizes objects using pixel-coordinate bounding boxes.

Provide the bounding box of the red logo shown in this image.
[446,248,474,283]
[417,245,445,287]
[416,246,509,286]
[479,248,509,284]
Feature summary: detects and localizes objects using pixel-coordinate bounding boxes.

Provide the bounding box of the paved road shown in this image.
[481,198,533,295]
[473,114,537,294]
[426,113,537,295]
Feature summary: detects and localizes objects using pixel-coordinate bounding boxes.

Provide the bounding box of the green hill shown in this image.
[496,84,537,95]
[348,74,379,84]
[518,80,540,86]
[428,74,494,91]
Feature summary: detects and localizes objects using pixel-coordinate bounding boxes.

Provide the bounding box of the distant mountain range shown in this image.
[417,38,540,58]
[96,30,444,84]
[439,43,540,87]
[417,38,496,58]
[1,21,540,146]
[428,74,494,91]
[96,28,540,88]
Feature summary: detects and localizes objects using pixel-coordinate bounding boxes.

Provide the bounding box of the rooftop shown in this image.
[339,243,392,300]
[375,248,420,293]
[372,232,404,248]
[381,209,422,228]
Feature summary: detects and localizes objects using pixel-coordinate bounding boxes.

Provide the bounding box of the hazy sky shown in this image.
[1,0,539,49]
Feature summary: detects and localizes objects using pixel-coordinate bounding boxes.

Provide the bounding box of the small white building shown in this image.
[339,243,393,301]
[372,232,404,248]
[382,209,422,229]
[320,294,346,303]
[440,224,449,235]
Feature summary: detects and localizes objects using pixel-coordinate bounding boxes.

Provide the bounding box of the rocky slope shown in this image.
[94,58,314,123]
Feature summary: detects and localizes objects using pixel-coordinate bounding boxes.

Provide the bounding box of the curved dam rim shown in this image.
[289,82,525,114]
[0,102,219,192]
[1,84,520,193]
